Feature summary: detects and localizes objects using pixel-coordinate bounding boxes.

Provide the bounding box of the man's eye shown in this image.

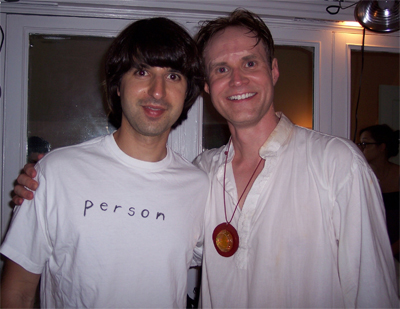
[135,70,148,76]
[217,67,227,73]
[168,73,181,81]
[246,61,256,67]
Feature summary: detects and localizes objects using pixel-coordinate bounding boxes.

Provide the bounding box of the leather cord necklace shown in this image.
[212,140,264,257]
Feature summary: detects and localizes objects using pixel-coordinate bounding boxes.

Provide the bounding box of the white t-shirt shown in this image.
[1,133,209,308]
[194,113,399,308]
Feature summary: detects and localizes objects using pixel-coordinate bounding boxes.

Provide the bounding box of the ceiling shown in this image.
[0,0,361,22]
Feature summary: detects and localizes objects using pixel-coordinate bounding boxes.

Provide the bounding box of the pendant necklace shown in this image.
[213,140,264,257]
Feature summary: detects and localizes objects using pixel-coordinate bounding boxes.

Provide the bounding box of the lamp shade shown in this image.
[354,0,400,33]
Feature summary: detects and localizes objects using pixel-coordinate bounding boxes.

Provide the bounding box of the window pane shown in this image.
[351,50,399,143]
[27,34,114,162]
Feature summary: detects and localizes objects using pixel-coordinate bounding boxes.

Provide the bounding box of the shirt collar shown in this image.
[259,112,294,158]
[222,112,294,163]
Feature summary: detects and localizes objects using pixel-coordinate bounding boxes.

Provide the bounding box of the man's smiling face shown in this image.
[118,66,187,139]
[204,26,279,130]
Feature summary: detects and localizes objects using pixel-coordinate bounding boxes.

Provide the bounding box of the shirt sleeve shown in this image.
[333,152,399,308]
[0,164,52,274]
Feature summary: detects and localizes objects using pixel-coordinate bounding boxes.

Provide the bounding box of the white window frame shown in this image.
[332,31,400,138]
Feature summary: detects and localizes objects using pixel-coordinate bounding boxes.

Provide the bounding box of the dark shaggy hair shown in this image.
[105,17,204,129]
[360,124,400,159]
[196,8,275,75]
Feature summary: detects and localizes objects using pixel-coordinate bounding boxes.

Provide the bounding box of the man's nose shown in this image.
[229,68,249,87]
[148,76,166,99]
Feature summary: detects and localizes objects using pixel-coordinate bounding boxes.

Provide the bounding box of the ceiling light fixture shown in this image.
[354,0,400,33]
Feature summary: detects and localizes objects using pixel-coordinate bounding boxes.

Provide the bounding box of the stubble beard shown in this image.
[123,98,176,138]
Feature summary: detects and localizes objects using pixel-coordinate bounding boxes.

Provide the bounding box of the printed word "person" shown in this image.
[83,200,165,220]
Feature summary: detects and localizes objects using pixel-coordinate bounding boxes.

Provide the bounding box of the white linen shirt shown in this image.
[194,113,399,308]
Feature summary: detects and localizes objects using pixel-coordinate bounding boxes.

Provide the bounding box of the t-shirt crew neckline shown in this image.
[104,133,172,171]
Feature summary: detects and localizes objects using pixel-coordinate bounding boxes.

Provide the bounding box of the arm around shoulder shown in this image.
[1,257,41,308]
[12,163,39,205]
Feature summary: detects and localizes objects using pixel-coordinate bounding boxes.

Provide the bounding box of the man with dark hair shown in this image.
[193,9,398,308]
[0,17,208,308]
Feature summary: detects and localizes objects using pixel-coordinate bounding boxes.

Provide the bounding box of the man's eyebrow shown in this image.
[208,61,228,70]
[242,54,258,61]
[166,68,183,74]
[208,54,260,69]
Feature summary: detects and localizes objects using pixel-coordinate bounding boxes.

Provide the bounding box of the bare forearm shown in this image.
[1,287,36,308]
[1,258,40,308]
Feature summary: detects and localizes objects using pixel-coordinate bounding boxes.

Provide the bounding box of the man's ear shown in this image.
[117,87,121,97]
[271,58,279,86]
[204,83,210,94]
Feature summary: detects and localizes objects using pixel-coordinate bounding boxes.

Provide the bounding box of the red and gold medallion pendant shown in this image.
[213,139,262,258]
[212,222,239,257]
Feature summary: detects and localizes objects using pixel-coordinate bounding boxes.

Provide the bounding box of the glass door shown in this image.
[27,34,114,161]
